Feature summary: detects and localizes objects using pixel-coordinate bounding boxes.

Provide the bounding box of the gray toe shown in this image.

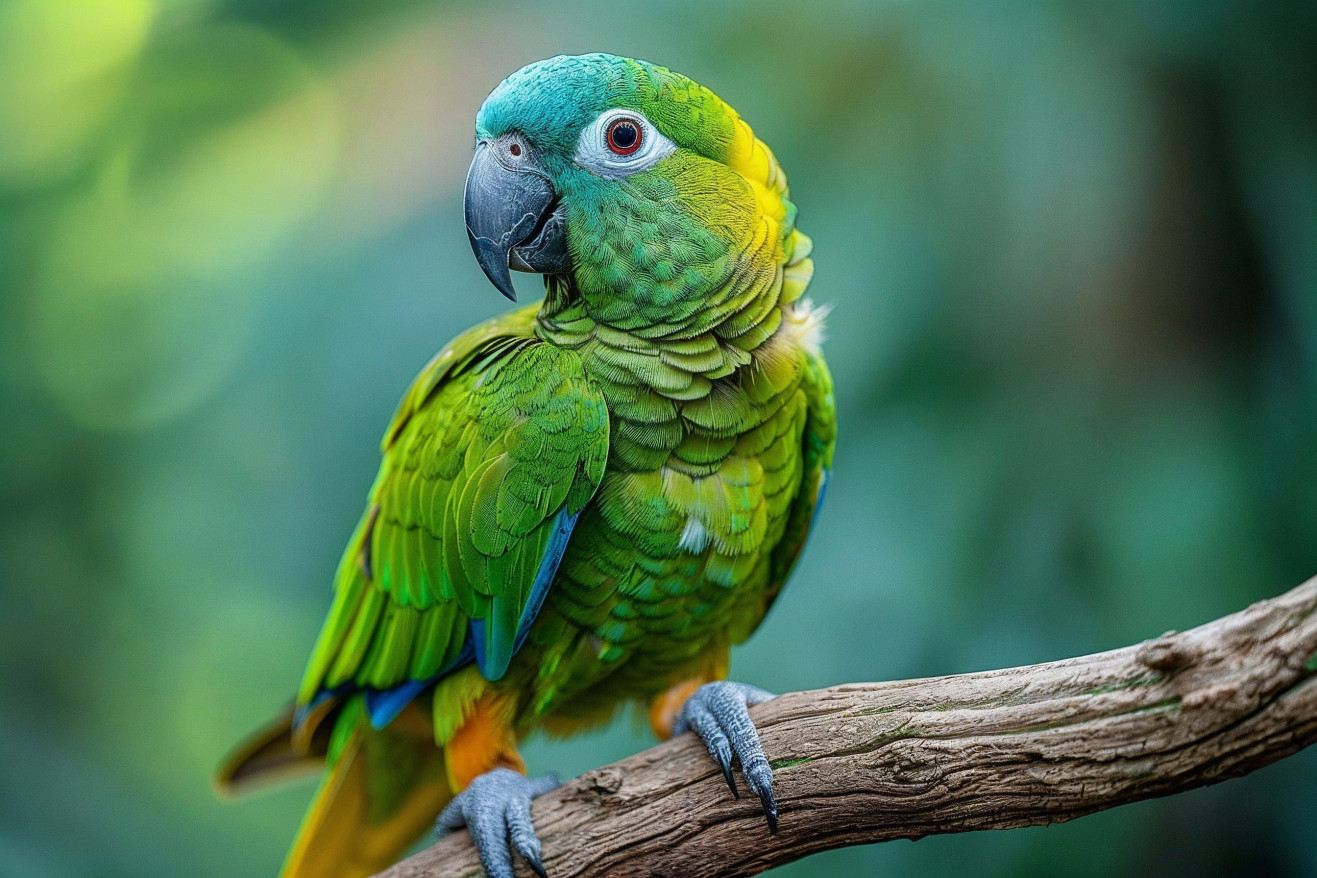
[675,681,780,830]
[433,767,561,878]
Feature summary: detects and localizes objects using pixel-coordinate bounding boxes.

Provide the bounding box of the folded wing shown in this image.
[296,309,610,729]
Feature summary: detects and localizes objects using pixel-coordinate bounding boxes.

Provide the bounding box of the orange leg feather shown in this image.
[444,691,525,791]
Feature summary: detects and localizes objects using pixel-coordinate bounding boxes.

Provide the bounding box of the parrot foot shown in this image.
[674,681,779,833]
[435,767,562,878]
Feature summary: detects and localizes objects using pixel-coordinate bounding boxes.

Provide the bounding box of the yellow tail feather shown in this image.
[279,705,452,878]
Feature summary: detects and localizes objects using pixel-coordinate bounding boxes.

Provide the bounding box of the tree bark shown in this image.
[376,577,1317,878]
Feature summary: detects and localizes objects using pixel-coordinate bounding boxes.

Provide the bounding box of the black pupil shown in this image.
[611,122,638,150]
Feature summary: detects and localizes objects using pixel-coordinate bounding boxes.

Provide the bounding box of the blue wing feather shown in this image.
[362,638,477,729]
[470,507,579,681]
[364,679,428,729]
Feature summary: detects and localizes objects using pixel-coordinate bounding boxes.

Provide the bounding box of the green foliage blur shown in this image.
[3,1,1316,876]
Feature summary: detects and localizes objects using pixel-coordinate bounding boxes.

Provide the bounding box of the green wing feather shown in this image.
[297,305,610,707]
[766,347,836,603]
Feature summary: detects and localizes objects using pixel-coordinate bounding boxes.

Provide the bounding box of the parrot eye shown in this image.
[605,118,642,155]
[574,109,676,179]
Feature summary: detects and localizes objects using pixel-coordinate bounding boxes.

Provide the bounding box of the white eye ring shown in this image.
[574,108,677,179]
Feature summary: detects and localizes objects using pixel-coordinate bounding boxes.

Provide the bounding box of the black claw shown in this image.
[741,758,776,830]
[761,793,779,834]
[705,729,738,798]
[721,760,739,798]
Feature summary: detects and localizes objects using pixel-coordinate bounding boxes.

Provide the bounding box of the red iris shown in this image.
[606,118,642,155]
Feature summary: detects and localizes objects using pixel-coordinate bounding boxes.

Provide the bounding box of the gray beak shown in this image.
[463,140,567,302]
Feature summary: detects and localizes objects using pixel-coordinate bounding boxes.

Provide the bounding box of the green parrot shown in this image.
[217,52,835,878]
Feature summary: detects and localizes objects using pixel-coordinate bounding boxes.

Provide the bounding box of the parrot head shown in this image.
[464,53,796,332]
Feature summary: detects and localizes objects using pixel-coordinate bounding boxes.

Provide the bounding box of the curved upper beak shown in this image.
[463,141,567,301]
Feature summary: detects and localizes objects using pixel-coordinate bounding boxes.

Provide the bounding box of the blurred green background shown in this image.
[3,1,1316,876]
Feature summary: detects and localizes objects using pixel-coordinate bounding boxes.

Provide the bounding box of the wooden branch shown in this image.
[378,578,1317,878]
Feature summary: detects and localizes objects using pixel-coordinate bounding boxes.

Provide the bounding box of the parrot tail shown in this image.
[214,706,328,795]
[216,700,453,878]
